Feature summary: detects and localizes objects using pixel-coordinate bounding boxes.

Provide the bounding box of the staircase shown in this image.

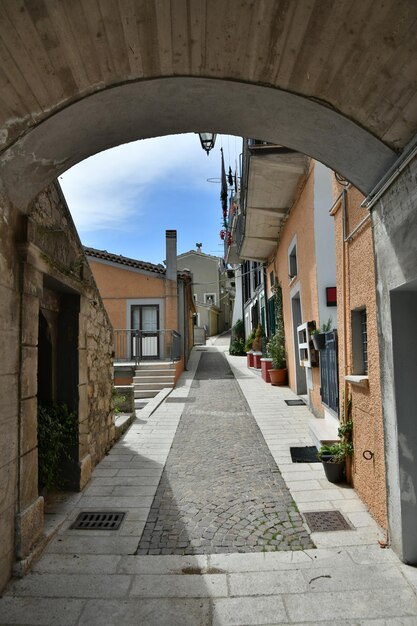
[133,361,176,407]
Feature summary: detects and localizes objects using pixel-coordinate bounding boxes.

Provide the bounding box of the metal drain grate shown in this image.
[303,510,352,532]
[290,446,320,463]
[284,399,306,406]
[165,397,195,403]
[70,511,126,530]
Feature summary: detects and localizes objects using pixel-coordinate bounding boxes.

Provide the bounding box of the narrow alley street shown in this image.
[1,343,417,625]
[136,349,312,555]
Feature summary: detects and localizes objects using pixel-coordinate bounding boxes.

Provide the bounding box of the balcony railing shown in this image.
[113,329,181,366]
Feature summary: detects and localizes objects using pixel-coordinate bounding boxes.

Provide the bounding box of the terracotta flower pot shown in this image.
[269,368,288,386]
[253,351,262,369]
[261,358,273,382]
[247,351,254,367]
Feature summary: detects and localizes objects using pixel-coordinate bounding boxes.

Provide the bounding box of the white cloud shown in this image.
[59,133,242,233]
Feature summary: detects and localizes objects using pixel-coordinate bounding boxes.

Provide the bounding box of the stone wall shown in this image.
[0,180,114,591]
[29,181,115,479]
[0,182,21,592]
[372,155,417,562]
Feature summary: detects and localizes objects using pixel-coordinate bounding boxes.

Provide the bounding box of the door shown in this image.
[131,305,160,360]
[291,293,307,395]
[320,330,339,415]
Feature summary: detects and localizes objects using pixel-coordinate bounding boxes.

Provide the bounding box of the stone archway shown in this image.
[1,0,417,207]
[2,0,417,586]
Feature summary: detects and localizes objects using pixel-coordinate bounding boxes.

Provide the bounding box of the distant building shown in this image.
[177,247,233,337]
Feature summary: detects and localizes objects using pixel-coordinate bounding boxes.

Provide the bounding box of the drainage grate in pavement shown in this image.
[290,446,320,463]
[70,511,126,530]
[303,510,352,532]
[165,397,195,403]
[284,399,306,406]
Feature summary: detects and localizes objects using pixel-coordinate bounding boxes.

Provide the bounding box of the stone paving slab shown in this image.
[77,598,211,626]
[283,588,417,622]
[212,596,287,626]
[4,573,131,598]
[130,573,228,597]
[0,597,86,626]
[2,345,417,625]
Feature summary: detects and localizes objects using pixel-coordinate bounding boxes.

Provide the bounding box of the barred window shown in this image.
[352,307,368,375]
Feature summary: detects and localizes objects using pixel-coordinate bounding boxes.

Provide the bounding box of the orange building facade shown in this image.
[85,232,195,385]
[331,184,387,528]
[232,146,388,530]
[268,166,387,528]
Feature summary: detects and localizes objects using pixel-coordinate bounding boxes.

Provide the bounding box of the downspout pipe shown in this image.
[263,264,271,337]
[329,189,349,422]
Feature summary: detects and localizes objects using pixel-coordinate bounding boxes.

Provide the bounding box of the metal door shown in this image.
[320,331,339,415]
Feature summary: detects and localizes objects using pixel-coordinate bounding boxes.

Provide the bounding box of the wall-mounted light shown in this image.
[197,132,217,155]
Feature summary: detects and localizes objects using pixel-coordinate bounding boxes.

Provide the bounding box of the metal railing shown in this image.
[113,329,182,366]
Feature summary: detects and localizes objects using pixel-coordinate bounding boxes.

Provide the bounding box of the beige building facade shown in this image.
[177,249,232,337]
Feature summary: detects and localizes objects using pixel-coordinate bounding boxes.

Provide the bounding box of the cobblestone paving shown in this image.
[136,351,314,555]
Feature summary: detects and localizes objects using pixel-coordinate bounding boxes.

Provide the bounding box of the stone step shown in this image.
[135,367,175,375]
[134,381,174,391]
[133,375,175,384]
[134,389,159,399]
[308,412,340,449]
[136,361,174,371]
[134,399,150,409]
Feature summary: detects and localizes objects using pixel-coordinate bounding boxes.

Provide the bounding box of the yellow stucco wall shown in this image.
[88,260,166,330]
[272,162,322,415]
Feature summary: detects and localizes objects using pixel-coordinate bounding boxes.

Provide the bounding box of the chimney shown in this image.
[166,230,177,282]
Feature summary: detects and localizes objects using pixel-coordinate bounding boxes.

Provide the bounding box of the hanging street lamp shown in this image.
[197,132,217,155]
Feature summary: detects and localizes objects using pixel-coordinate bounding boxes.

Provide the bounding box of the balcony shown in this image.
[113,329,181,366]
[237,143,309,262]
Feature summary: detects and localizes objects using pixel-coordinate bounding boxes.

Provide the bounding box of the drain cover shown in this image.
[70,511,126,530]
[290,446,320,463]
[165,397,195,403]
[303,510,351,532]
[285,399,306,406]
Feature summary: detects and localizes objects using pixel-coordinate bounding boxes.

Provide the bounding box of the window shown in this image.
[269,271,275,291]
[243,260,251,303]
[288,238,298,280]
[205,293,216,305]
[361,309,368,374]
[253,262,262,290]
[351,307,368,375]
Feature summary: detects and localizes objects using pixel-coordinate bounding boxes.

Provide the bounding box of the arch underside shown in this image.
[0,77,397,207]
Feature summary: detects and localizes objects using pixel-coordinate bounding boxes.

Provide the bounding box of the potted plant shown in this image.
[266,283,287,385]
[317,409,353,483]
[252,324,264,368]
[311,316,332,351]
[245,328,256,367]
[260,355,273,382]
[229,319,246,356]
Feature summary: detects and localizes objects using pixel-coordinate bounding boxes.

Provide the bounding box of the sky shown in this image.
[59,133,242,265]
